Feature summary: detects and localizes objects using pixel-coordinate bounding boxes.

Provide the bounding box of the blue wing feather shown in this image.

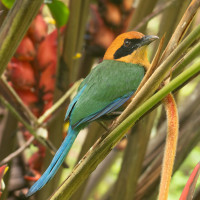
[73,91,134,128]
[64,85,86,121]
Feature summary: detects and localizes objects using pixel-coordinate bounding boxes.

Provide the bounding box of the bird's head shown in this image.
[103,31,159,70]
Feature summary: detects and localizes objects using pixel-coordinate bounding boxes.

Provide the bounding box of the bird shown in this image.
[27,31,158,196]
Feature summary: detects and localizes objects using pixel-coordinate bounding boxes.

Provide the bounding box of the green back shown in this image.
[70,60,145,126]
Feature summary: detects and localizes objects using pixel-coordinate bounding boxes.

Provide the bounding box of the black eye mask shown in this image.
[114,38,143,59]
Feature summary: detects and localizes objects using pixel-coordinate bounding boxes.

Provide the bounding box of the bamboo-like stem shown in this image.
[72,0,91,81]
[83,150,120,200]
[133,0,175,31]
[0,2,8,26]
[50,60,200,200]
[128,0,159,32]
[172,41,200,78]
[160,0,200,63]
[111,111,156,200]
[0,0,43,76]
[157,0,191,51]
[158,94,179,200]
[0,96,46,147]
[0,77,37,125]
[62,0,82,84]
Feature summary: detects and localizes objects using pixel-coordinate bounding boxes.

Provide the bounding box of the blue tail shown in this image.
[26,126,79,197]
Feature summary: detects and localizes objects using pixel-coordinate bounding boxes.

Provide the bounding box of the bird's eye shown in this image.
[124,39,131,47]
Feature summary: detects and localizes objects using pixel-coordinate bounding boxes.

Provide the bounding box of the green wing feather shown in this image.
[70,60,145,126]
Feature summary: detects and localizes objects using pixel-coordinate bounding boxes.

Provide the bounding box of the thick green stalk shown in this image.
[0,96,45,146]
[172,41,200,78]
[128,0,159,32]
[62,0,82,84]
[72,0,92,81]
[0,2,8,26]
[50,60,200,200]
[0,78,37,125]
[111,111,156,200]
[157,0,190,49]
[0,0,43,76]
[160,0,199,62]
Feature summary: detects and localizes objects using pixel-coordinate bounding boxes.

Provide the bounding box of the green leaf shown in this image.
[47,0,70,27]
[1,0,15,9]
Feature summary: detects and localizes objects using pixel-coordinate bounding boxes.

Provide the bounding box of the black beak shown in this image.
[141,35,159,46]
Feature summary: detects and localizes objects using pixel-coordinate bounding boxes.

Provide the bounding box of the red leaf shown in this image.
[179,162,200,200]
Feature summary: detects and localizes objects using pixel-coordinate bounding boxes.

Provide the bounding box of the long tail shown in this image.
[26,125,79,197]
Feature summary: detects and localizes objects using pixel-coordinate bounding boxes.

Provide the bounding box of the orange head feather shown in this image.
[103,31,158,70]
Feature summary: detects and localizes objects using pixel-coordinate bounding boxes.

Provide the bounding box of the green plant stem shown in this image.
[0,96,46,147]
[111,111,156,200]
[157,0,190,50]
[62,0,82,84]
[128,0,159,32]
[172,41,200,78]
[0,0,43,76]
[0,2,8,26]
[50,60,200,200]
[73,0,91,81]
[0,77,37,124]
[160,0,200,62]
[133,0,175,31]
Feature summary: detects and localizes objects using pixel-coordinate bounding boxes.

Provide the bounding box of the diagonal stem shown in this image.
[0,0,43,76]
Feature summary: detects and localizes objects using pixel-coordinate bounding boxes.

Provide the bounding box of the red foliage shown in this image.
[7,59,36,90]
[179,162,200,200]
[37,30,58,70]
[28,14,48,43]
[15,36,36,61]
[39,64,56,93]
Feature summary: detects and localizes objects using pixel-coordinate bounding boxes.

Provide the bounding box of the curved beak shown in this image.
[141,35,159,46]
